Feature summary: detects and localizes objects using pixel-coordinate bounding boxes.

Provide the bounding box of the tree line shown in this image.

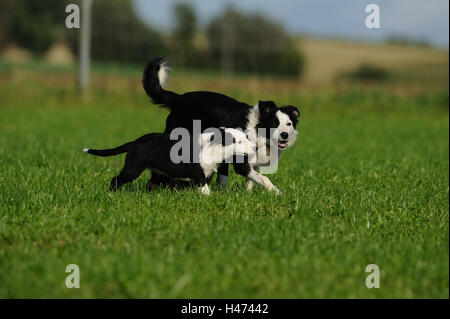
[0,0,304,77]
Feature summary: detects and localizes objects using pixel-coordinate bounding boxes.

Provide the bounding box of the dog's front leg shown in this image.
[246,165,258,191]
[246,178,254,191]
[234,164,279,195]
[247,170,280,195]
[233,163,279,195]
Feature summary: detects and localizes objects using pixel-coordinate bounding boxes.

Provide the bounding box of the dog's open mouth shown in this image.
[278,141,288,149]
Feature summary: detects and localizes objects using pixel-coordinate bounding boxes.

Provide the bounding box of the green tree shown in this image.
[206,8,303,77]
[172,3,197,66]
[0,0,166,63]
[81,0,166,64]
[0,0,67,53]
[0,0,16,49]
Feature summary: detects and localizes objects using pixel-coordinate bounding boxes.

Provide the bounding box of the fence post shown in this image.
[79,0,93,92]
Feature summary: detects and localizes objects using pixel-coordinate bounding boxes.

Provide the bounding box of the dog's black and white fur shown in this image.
[142,58,300,194]
[83,128,256,195]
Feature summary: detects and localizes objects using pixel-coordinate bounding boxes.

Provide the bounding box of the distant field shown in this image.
[298,37,449,87]
[0,60,448,298]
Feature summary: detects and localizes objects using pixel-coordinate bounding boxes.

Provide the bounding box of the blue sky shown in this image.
[133,0,449,48]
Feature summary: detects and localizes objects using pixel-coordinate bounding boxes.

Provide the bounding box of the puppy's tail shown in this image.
[83,143,131,157]
[142,57,178,108]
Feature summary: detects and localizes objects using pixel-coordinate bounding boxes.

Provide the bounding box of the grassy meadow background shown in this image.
[0,39,448,298]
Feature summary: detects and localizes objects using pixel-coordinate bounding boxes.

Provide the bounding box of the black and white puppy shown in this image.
[142,58,300,193]
[83,128,256,195]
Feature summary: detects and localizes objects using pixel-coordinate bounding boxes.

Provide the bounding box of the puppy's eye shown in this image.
[287,122,292,126]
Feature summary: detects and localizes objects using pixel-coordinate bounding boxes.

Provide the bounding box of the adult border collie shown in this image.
[142,57,300,193]
[83,128,256,195]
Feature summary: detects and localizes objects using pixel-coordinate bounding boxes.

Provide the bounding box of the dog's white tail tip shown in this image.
[82,148,89,153]
[158,61,170,89]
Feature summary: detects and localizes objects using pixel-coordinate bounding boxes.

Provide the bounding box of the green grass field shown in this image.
[0,65,448,298]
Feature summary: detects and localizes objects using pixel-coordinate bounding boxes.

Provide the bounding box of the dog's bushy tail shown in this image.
[142,57,178,108]
[83,143,131,157]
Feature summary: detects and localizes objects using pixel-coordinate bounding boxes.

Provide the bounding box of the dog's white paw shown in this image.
[272,187,281,196]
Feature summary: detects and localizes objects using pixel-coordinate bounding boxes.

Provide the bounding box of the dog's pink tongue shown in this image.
[279,142,287,148]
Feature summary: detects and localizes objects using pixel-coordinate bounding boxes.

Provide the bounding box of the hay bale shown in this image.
[44,42,76,66]
[1,44,32,63]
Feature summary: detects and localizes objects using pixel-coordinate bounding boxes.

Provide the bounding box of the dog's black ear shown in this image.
[280,105,301,125]
[289,106,300,118]
[258,101,277,117]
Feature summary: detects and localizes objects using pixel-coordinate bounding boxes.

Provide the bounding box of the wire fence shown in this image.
[0,0,304,91]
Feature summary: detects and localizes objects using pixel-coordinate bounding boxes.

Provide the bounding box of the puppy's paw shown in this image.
[199,184,211,196]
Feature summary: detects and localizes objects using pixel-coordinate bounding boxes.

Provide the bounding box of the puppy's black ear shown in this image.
[258,101,277,117]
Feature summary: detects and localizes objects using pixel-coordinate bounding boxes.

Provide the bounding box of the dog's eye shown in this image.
[287,122,292,126]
